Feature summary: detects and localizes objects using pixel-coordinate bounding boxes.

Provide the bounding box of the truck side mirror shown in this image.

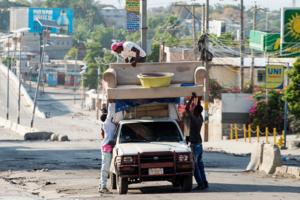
[185,136,190,144]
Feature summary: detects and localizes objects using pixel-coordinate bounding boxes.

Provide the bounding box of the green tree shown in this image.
[84,42,103,64]
[147,43,160,62]
[84,62,98,89]
[64,47,78,60]
[284,58,300,120]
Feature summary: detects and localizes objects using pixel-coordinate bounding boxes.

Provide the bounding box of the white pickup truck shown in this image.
[109,119,194,194]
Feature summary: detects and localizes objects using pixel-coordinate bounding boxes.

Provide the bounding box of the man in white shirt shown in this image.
[111,41,147,67]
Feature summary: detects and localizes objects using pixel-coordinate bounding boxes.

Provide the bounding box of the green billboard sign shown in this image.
[280,8,300,57]
[249,30,280,53]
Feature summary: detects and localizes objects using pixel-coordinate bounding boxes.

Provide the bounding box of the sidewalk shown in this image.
[204,135,300,163]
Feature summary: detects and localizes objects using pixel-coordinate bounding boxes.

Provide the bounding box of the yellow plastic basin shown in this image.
[137,72,174,88]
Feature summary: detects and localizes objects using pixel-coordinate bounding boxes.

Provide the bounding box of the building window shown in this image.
[257,70,266,82]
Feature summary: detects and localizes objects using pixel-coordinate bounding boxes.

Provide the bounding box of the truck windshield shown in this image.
[119,122,183,143]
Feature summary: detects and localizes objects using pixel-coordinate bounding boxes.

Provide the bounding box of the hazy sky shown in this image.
[99,0,299,10]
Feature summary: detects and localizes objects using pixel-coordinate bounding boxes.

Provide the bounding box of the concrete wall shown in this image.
[165,47,197,62]
[10,7,28,32]
[0,64,45,118]
[209,66,239,88]
[45,35,73,60]
[221,93,254,124]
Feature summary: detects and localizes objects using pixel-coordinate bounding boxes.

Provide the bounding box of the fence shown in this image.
[229,124,285,148]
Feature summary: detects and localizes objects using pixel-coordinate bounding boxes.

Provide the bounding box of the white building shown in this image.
[100,7,126,29]
[9,7,28,32]
[209,20,226,37]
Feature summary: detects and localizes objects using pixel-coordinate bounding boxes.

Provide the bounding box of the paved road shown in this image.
[0,129,299,200]
[0,68,100,140]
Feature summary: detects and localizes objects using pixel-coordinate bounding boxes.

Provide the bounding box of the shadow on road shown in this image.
[129,182,300,194]
[0,146,100,171]
[206,183,300,193]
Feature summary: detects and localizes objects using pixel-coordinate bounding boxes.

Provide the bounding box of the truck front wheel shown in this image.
[116,174,128,194]
[110,172,117,190]
[181,175,193,192]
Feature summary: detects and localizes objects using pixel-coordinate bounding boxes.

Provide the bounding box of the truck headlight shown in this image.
[177,154,190,162]
[116,156,135,165]
[123,156,134,164]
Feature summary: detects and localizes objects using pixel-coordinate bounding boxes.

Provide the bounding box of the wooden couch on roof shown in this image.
[102,62,207,100]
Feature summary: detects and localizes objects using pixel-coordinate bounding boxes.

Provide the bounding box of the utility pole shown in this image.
[141,0,147,53]
[250,2,257,92]
[6,37,10,120]
[240,0,244,92]
[203,0,209,142]
[74,46,78,104]
[96,67,101,120]
[201,4,206,34]
[265,12,269,32]
[283,63,290,149]
[192,5,198,60]
[173,3,203,60]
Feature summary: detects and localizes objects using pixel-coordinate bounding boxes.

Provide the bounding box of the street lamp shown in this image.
[80,64,87,109]
[30,18,61,128]
[17,33,23,124]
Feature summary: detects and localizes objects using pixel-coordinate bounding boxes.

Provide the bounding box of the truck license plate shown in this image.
[149,168,164,175]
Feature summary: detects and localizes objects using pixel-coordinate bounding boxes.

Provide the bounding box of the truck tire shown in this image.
[116,174,128,194]
[110,172,117,190]
[171,177,181,187]
[181,175,193,192]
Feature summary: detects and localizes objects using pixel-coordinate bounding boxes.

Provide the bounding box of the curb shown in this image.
[275,165,300,178]
[0,117,53,140]
[0,64,46,119]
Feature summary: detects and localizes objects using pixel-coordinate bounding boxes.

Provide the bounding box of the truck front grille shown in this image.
[140,153,174,163]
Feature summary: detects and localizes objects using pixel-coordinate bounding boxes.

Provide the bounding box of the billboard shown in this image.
[266,65,284,89]
[280,8,300,57]
[249,30,280,53]
[28,8,73,34]
[249,30,265,51]
[126,0,140,32]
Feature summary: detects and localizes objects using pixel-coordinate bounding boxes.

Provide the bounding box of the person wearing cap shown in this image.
[111,41,147,67]
[99,103,116,194]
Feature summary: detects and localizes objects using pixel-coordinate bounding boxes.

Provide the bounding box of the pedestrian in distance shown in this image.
[111,41,147,67]
[99,104,116,194]
[185,92,208,191]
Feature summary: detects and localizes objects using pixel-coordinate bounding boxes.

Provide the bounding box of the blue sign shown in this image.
[127,12,140,32]
[28,8,73,34]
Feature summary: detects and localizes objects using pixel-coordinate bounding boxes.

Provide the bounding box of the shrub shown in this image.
[249,89,284,131]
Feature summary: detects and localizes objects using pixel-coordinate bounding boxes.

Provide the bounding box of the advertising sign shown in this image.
[280,8,300,57]
[249,30,265,51]
[28,8,73,34]
[249,30,280,53]
[126,0,140,32]
[126,0,140,12]
[266,65,284,89]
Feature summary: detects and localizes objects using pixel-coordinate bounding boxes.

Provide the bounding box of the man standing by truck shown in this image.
[185,93,208,190]
[99,104,116,194]
[111,41,147,67]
